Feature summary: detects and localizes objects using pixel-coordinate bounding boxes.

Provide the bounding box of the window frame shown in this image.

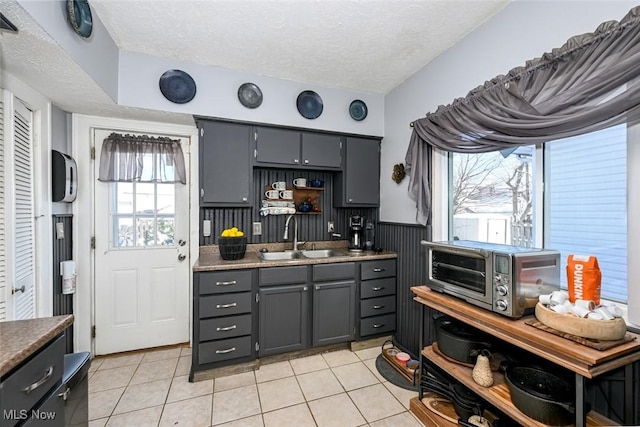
[436,123,640,329]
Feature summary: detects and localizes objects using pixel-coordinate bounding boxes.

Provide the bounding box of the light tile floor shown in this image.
[88,346,425,427]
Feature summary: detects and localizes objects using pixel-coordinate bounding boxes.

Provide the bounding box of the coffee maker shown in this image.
[348,215,364,252]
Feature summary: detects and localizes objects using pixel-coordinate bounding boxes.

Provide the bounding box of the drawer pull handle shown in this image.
[373,305,385,309]
[216,280,237,286]
[216,303,237,309]
[216,347,236,354]
[216,325,237,332]
[373,268,386,273]
[23,366,54,394]
[373,323,385,329]
[372,287,385,291]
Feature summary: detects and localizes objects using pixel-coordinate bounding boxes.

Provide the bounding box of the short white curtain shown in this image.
[98,133,187,184]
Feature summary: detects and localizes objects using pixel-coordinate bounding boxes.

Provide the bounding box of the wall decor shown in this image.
[392,163,406,184]
[296,90,323,119]
[159,69,197,104]
[349,99,368,121]
[238,82,263,109]
[66,0,93,38]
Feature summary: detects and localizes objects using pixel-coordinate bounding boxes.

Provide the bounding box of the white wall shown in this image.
[118,51,384,136]
[381,0,639,224]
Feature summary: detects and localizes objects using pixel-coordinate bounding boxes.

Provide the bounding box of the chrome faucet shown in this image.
[284,214,305,251]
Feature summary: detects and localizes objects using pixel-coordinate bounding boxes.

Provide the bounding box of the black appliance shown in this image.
[364,220,375,251]
[348,215,364,252]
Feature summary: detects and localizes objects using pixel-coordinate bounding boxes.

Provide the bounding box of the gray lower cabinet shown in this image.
[198,119,253,207]
[191,269,255,380]
[358,259,397,338]
[258,284,309,356]
[312,262,356,347]
[334,137,381,207]
[1,335,65,427]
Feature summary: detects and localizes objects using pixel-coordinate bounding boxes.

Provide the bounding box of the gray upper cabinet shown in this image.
[255,127,342,169]
[334,137,381,207]
[198,120,253,206]
[300,132,342,168]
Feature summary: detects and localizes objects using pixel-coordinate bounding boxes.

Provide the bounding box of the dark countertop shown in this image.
[194,241,397,272]
[0,315,73,377]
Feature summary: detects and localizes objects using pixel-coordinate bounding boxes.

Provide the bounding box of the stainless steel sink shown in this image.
[257,249,347,261]
[300,249,347,258]
[257,251,301,261]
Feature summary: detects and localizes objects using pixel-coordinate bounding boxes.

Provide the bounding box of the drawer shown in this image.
[199,270,253,295]
[312,262,355,282]
[360,277,396,299]
[259,266,307,286]
[360,295,396,318]
[200,314,252,341]
[360,259,396,280]
[23,382,65,426]
[360,314,396,337]
[199,292,252,318]
[199,335,253,364]
[0,335,65,427]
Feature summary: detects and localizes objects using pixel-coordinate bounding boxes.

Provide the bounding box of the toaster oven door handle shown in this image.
[433,262,486,277]
[420,240,490,258]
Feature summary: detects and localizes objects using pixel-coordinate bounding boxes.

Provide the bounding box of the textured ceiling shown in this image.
[1,0,510,123]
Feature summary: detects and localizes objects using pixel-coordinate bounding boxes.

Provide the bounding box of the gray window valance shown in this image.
[405,6,640,225]
[98,133,187,184]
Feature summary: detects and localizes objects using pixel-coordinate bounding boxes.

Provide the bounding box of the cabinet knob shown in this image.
[348,198,353,203]
[242,197,248,202]
[304,159,309,164]
[294,159,300,163]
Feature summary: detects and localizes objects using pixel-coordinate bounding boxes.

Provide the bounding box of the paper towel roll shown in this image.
[61,260,76,294]
[60,260,76,279]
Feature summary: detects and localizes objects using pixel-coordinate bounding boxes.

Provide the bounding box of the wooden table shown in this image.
[410,286,640,427]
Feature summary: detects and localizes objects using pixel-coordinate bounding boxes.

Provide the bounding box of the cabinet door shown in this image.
[312,280,356,346]
[335,137,380,206]
[259,284,308,356]
[199,121,252,206]
[255,127,301,166]
[301,133,342,168]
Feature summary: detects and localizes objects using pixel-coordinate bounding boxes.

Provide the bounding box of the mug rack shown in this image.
[262,185,324,214]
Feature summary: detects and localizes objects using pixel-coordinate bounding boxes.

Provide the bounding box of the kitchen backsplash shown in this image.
[200,168,379,246]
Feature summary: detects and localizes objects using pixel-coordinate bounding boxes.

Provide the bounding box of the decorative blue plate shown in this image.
[238,82,263,109]
[297,91,323,119]
[66,0,93,38]
[159,70,197,104]
[349,99,368,121]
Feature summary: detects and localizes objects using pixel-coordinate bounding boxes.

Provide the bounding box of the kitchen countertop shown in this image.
[194,241,397,272]
[0,315,74,377]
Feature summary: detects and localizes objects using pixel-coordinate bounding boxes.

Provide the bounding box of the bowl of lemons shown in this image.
[218,227,247,260]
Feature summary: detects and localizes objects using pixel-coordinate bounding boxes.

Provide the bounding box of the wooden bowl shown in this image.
[535,302,626,341]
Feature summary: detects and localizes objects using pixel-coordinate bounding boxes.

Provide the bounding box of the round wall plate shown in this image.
[66,0,93,38]
[159,69,197,104]
[349,99,368,121]
[238,82,263,109]
[297,90,323,119]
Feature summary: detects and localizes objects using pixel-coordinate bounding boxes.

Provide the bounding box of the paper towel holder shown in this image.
[52,150,78,203]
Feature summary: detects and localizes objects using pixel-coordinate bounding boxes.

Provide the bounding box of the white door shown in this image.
[93,129,190,355]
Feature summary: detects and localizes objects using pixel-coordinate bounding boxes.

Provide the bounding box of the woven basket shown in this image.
[218,237,247,260]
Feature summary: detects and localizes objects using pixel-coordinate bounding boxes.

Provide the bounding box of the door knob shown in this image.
[178,254,186,261]
[178,239,186,246]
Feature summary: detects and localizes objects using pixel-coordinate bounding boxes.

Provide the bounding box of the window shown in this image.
[448,125,629,305]
[110,182,176,248]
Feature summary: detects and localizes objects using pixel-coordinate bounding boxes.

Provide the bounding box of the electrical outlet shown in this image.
[203,220,212,237]
[253,222,262,236]
[327,221,335,233]
[56,222,65,239]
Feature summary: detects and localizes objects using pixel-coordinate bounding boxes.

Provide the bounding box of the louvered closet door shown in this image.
[11,100,35,319]
[0,97,5,321]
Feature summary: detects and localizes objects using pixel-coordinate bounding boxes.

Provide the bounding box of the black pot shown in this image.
[501,363,588,426]
[421,373,481,421]
[435,315,493,364]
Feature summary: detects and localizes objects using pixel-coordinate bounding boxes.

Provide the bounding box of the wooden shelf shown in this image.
[421,345,616,427]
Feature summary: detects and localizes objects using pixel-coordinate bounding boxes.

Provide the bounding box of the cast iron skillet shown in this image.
[500,362,589,426]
